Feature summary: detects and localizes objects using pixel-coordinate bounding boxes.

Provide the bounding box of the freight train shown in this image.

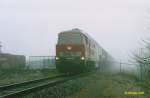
[55,28,113,73]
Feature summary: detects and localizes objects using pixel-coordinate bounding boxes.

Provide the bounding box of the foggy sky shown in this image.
[0,0,150,61]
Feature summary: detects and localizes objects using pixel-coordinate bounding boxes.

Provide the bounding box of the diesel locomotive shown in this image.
[55,28,112,73]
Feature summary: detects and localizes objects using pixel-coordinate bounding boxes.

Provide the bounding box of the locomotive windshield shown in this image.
[58,33,81,44]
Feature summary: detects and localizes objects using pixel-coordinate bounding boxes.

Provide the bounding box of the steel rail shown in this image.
[0,74,65,91]
[0,71,94,98]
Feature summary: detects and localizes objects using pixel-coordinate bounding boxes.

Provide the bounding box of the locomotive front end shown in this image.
[56,30,86,73]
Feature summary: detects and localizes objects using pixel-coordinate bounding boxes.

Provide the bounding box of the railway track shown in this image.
[0,75,66,98]
[0,72,93,98]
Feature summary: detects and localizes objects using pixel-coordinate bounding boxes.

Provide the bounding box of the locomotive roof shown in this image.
[60,28,82,34]
[60,29,96,42]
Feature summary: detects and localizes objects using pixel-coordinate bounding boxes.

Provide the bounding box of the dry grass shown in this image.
[67,72,148,98]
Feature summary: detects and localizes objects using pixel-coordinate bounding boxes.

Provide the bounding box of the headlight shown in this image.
[81,57,85,60]
[56,57,59,60]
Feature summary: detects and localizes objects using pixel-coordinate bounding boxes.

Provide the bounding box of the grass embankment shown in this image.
[67,72,148,98]
[0,69,61,86]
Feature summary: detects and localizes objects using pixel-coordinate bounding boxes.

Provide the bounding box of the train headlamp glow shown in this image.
[67,46,72,50]
[81,57,85,60]
[56,57,59,60]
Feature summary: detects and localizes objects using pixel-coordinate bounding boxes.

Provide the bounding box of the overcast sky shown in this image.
[0,0,150,61]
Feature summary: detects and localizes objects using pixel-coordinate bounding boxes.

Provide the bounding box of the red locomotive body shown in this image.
[56,28,111,73]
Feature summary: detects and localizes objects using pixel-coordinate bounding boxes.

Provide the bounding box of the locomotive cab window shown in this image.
[58,33,82,44]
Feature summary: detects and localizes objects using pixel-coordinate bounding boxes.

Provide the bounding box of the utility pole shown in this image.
[140,48,143,81]
[0,42,2,54]
[120,60,122,73]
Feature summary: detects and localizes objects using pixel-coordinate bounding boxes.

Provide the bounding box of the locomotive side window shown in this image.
[82,35,88,45]
[93,44,95,48]
[85,37,88,44]
[81,34,84,44]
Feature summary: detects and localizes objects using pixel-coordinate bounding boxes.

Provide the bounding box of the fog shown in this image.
[0,0,150,62]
